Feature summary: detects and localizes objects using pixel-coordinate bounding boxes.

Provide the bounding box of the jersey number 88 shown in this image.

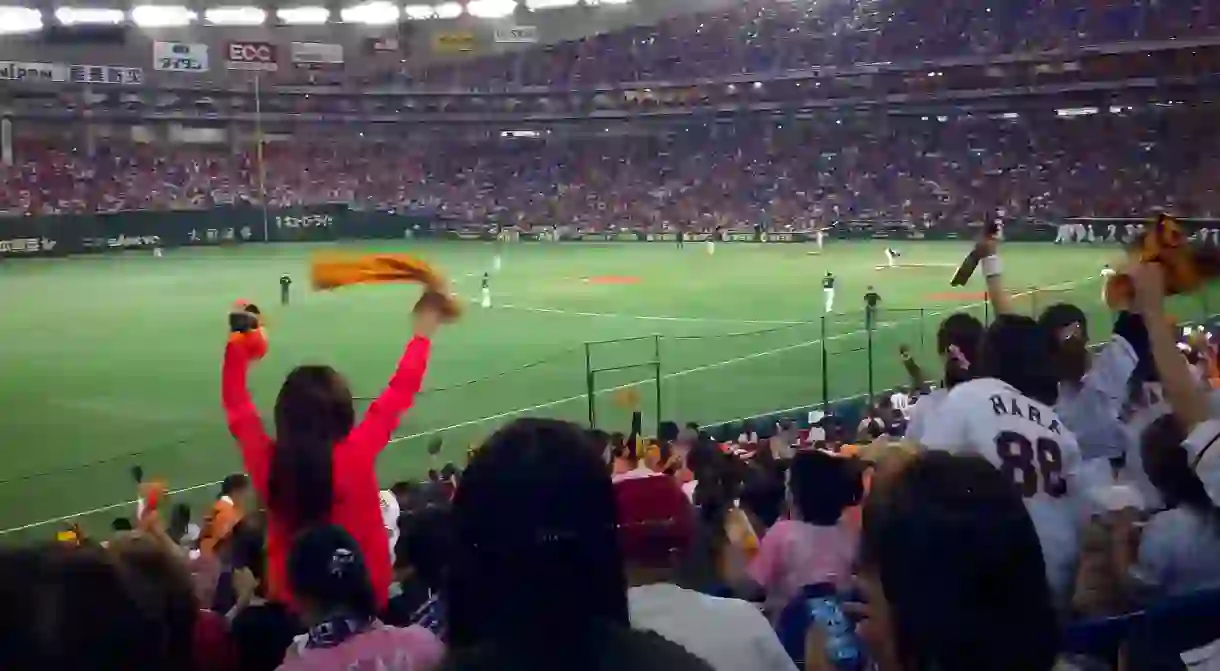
[994,431,1067,498]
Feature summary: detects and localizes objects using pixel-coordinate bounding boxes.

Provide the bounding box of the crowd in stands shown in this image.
[6,239,1220,671]
[6,105,1220,222]
[411,0,1220,88]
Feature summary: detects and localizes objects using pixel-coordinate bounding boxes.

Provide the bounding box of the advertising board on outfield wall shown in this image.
[225,42,279,71]
[69,64,143,85]
[290,42,344,69]
[153,42,209,72]
[433,31,476,53]
[0,61,68,82]
[494,26,539,43]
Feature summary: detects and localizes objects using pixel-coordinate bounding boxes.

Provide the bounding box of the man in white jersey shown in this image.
[815,228,825,251]
[919,373,1086,600]
[884,246,901,268]
[1100,263,1116,303]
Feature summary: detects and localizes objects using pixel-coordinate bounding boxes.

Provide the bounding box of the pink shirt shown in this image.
[277,623,443,671]
[747,519,857,612]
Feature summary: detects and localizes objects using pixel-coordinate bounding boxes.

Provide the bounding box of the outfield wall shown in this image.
[0,204,430,258]
[6,205,1220,258]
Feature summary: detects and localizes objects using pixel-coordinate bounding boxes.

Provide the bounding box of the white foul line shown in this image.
[494,304,812,326]
[0,278,1090,535]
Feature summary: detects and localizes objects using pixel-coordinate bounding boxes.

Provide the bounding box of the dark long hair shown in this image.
[447,418,628,654]
[978,314,1060,406]
[1142,414,1220,530]
[269,365,355,530]
[859,452,1059,671]
[1038,303,1091,388]
[936,313,983,389]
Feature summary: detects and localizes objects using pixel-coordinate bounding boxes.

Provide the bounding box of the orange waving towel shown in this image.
[1105,214,1220,308]
[311,253,448,291]
[311,253,463,320]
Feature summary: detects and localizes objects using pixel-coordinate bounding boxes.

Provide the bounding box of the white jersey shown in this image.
[919,377,1088,600]
[904,387,948,445]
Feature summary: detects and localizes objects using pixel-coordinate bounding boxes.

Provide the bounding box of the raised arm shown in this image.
[1132,263,1210,429]
[222,335,272,491]
[980,239,1016,316]
[344,291,450,460]
[345,335,433,458]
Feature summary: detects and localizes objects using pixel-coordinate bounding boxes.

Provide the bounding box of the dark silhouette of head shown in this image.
[1039,303,1091,386]
[1142,414,1218,518]
[936,313,984,388]
[270,365,355,531]
[288,525,376,626]
[0,544,178,671]
[447,418,627,652]
[859,451,1058,671]
[978,314,1060,406]
[787,450,862,525]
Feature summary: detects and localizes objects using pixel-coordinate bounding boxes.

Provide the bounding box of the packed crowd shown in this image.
[5,106,1220,222]
[8,239,1220,671]
[410,0,1220,88]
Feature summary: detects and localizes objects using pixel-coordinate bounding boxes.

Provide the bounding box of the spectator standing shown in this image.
[279,525,443,671]
[200,473,252,557]
[837,451,1060,671]
[221,291,448,610]
[616,471,796,671]
[904,313,983,444]
[444,418,713,671]
[1115,411,1220,599]
[919,313,1093,601]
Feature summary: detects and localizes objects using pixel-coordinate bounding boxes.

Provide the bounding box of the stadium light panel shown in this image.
[467,0,514,18]
[131,5,196,26]
[55,6,124,25]
[277,5,329,23]
[527,0,578,8]
[340,1,399,24]
[403,4,435,19]
[433,2,462,18]
[205,6,266,24]
[0,6,41,33]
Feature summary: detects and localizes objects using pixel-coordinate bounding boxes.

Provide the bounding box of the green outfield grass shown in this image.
[0,239,1192,542]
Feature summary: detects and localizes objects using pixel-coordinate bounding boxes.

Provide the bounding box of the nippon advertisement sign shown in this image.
[290,41,343,69]
[225,41,279,72]
[153,41,209,72]
[0,61,69,82]
[494,26,538,44]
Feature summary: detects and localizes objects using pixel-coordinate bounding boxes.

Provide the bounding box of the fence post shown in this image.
[821,315,830,411]
[919,308,926,355]
[585,342,596,428]
[866,312,875,404]
[653,335,662,432]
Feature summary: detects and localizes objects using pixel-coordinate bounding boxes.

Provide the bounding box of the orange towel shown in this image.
[1105,213,1220,308]
[311,253,448,292]
[311,253,463,320]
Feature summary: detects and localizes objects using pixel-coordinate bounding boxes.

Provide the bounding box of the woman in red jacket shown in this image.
[222,291,449,610]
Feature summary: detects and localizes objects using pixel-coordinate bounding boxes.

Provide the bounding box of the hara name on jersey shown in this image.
[990,393,1065,435]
